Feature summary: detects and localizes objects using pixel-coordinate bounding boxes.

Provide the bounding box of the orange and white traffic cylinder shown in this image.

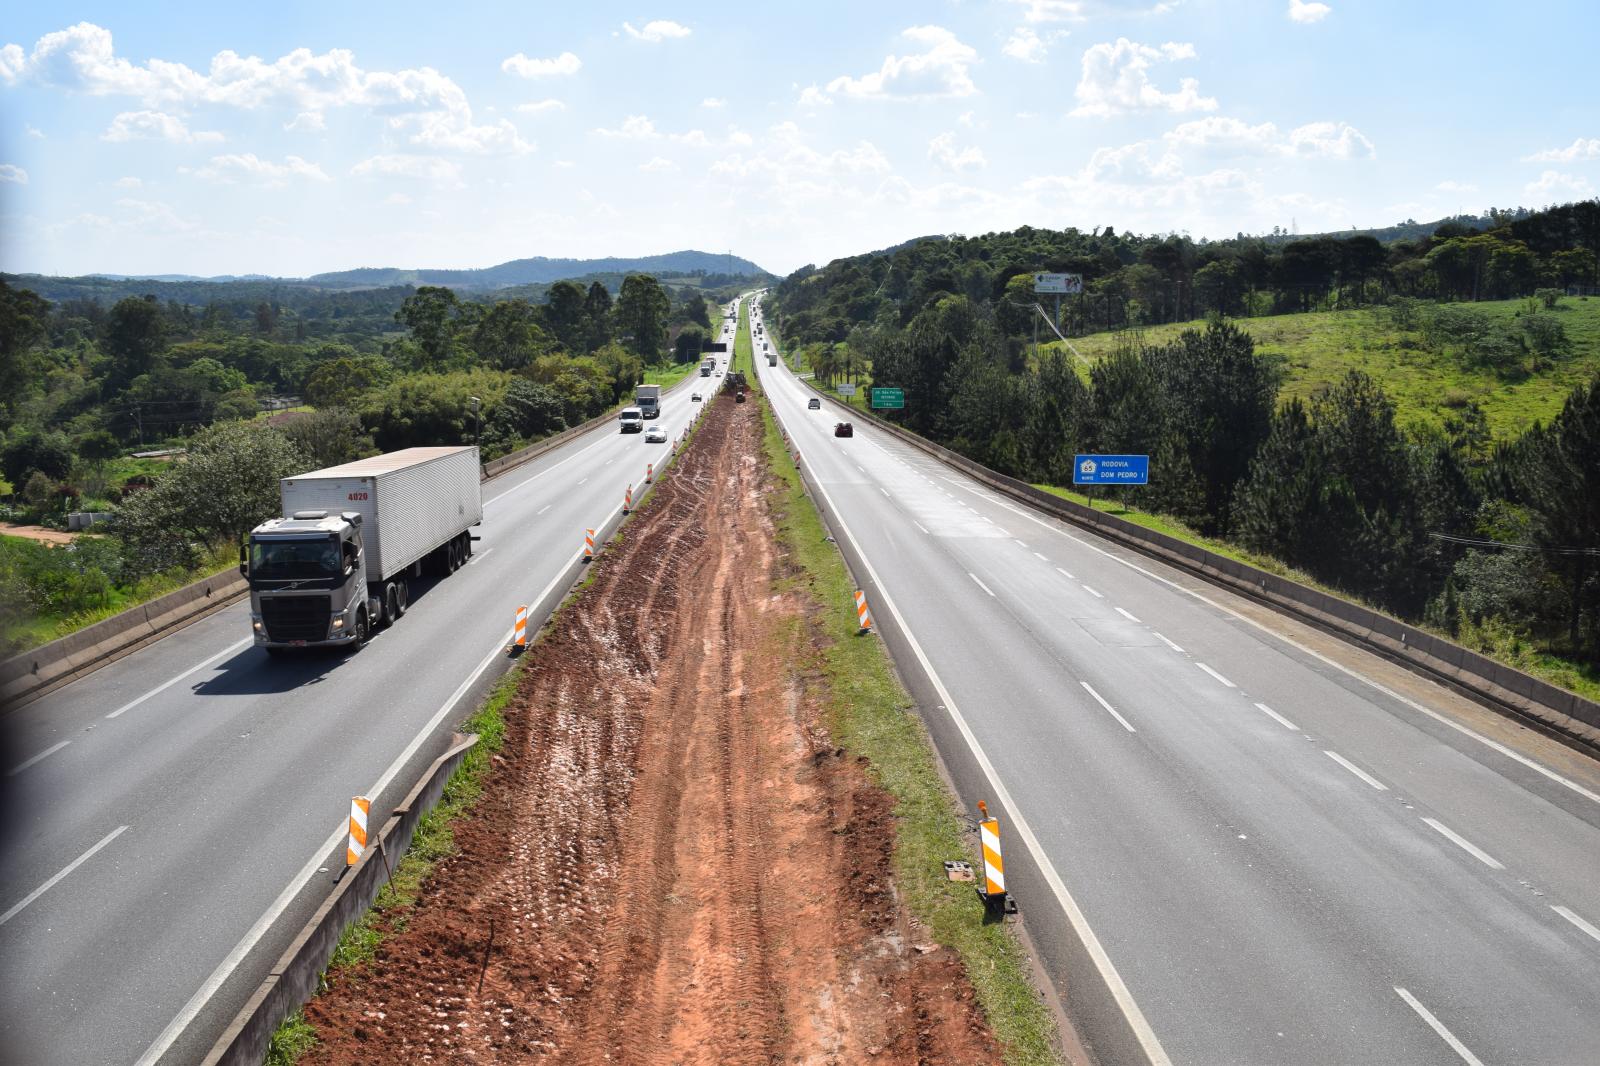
[977,800,1006,908]
[513,604,528,648]
[583,528,595,562]
[347,796,370,866]
[623,483,634,514]
[854,589,873,633]
[646,462,654,484]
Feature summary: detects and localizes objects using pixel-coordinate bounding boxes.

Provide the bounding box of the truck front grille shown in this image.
[261,595,332,642]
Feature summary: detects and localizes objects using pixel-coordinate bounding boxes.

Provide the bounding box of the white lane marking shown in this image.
[467,548,495,565]
[6,740,70,776]
[1081,584,1104,599]
[578,477,588,485]
[134,498,626,1066]
[1551,904,1600,944]
[604,458,614,465]
[969,573,996,597]
[0,825,129,928]
[106,638,253,720]
[1033,552,1048,561]
[1195,662,1236,688]
[536,504,551,515]
[856,465,866,474]
[937,476,1600,808]
[1254,702,1299,730]
[1394,987,1487,1066]
[881,488,892,498]
[1056,567,1076,580]
[1154,631,1185,653]
[913,521,930,535]
[1081,682,1138,733]
[1421,818,1504,870]
[1014,539,1027,548]
[1115,607,1141,623]
[1324,750,1389,791]
[771,399,1172,1066]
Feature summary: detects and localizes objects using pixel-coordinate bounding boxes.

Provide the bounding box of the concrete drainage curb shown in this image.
[199,732,480,1066]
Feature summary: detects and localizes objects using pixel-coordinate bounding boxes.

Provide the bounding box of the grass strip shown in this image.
[754,391,1062,1065]
[262,660,515,1065]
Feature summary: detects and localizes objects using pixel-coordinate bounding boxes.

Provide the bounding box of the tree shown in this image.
[483,379,566,448]
[582,281,614,352]
[359,369,512,451]
[470,299,549,370]
[76,429,122,496]
[103,295,167,391]
[614,275,671,362]
[543,281,588,352]
[2,430,74,485]
[304,355,395,408]
[673,326,707,365]
[278,408,373,469]
[395,286,471,369]
[114,421,307,572]
[0,280,50,423]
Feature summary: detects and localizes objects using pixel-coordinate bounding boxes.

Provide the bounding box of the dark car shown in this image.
[834,421,853,438]
[807,398,821,410]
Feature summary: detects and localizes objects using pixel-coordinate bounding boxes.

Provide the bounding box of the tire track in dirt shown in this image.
[303,394,1006,1065]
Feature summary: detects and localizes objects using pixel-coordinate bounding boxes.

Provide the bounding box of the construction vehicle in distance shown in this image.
[243,447,482,653]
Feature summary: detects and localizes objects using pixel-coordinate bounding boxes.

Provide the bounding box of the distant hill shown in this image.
[307,250,769,290]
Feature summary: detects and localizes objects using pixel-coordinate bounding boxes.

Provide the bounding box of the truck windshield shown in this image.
[251,537,341,582]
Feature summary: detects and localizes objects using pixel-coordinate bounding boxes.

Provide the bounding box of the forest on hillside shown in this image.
[0,271,728,652]
[769,200,1600,685]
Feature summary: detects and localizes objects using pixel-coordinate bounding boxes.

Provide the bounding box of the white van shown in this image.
[618,406,644,433]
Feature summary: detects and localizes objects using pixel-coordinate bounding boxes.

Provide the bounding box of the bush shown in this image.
[2,430,74,485]
[359,369,511,452]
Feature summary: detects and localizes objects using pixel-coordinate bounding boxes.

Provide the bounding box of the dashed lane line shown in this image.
[1081,682,1138,734]
[1551,905,1600,945]
[1254,702,1299,730]
[1195,662,1236,688]
[1394,987,1487,1066]
[6,740,70,776]
[1324,750,1389,791]
[969,572,996,597]
[1115,607,1141,623]
[1421,818,1505,870]
[0,825,129,928]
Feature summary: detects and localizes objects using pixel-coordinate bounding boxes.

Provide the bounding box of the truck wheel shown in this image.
[446,540,460,573]
[350,610,369,650]
[380,583,398,628]
[395,579,409,617]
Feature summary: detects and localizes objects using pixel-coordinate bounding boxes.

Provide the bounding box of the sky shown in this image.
[1,0,1597,279]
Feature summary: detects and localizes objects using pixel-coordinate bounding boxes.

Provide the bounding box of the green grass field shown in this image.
[1050,295,1600,440]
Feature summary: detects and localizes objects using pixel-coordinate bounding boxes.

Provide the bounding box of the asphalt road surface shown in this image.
[753,295,1600,1066]
[0,363,717,1066]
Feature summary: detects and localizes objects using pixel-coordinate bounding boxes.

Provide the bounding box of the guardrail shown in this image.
[198,732,481,1066]
[793,374,1600,751]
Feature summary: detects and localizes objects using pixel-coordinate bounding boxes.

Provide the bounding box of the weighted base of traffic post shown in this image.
[977,887,1019,915]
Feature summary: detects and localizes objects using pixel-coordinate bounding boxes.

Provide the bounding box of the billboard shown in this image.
[1033,272,1083,295]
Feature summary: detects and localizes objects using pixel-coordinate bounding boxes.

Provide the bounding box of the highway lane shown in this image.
[0,360,719,1066]
[752,296,1600,1065]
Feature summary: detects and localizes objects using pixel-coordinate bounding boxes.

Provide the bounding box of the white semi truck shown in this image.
[243,447,482,653]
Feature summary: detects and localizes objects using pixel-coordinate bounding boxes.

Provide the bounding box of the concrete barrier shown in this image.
[794,376,1600,750]
[199,732,480,1066]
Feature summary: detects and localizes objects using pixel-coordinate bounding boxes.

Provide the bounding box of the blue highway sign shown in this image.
[1073,454,1149,485]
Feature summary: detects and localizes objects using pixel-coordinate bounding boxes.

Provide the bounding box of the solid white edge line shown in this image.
[1394,987,1487,1066]
[6,739,70,776]
[1324,750,1389,791]
[1253,702,1299,731]
[1081,681,1138,733]
[1115,607,1141,623]
[106,638,253,720]
[134,501,626,1066]
[0,825,129,927]
[1551,904,1600,944]
[1195,662,1237,688]
[937,475,1600,808]
[766,374,1172,1066]
[968,572,996,597]
[1420,817,1505,870]
[1153,632,1185,654]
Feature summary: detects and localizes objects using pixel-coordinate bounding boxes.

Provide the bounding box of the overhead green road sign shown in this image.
[870,387,905,409]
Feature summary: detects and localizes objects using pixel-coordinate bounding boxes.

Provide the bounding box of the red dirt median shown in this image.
[302,393,1004,1065]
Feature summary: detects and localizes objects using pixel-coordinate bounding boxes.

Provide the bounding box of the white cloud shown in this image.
[701,97,726,109]
[1003,28,1049,63]
[824,26,979,101]
[797,84,832,108]
[1285,121,1373,158]
[283,110,324,132]
[1287,0,1332,23]
[639,156,677,172]
[350,153,463,184]
[1526,170,1594,200]
[25,123,43,139]
[622,20,692,42]
[1005,0,1184,22]
[114,175,141,188]
[406,113,532,154]
[103,109,224,143]
[1008,0,1084,21]
[0,163,27,184]
[192,153,329,186]
[1435,180,1477,193]
[501,51,581,78]
[928,131,987,172]
[595,114,658,138]
[1071,39,1216,117]
[1164,115,1279,151]
[1522,137,1600,163]
[383,192,411,205]
[515,98,566,114]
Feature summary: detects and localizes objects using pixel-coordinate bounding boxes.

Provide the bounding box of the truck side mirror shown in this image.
[238,541,249,578]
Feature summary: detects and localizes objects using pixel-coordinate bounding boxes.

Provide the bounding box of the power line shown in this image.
[1428,532,1600,557]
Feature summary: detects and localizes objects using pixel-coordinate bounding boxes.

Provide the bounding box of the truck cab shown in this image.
[245,511,378,652]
